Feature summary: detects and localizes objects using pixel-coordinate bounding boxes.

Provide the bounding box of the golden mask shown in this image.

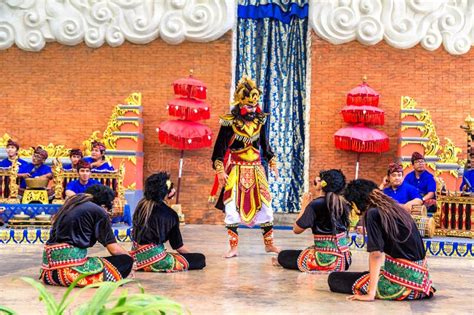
[232,76,262,107]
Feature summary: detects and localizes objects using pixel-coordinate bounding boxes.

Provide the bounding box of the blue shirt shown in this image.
[460,169,474,192]
[383,182,422,204]
[66,179,102,194]
[62,163,74,171]
[404,170,437,198]
[0,157,29,173]
[20,163,52,188]
[83,157,115,173]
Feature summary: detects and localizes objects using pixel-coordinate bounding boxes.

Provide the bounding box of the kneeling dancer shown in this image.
[131,172,206,272]
[276,169,352,272]
[328,179,435,301]
[40,185,133,287]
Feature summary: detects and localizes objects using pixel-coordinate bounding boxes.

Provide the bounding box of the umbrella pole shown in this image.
[176,150,184,204]
[355,153,361,179]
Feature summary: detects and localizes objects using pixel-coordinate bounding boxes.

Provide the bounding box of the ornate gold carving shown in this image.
[460,115,474,133]
[8,159,19,200]
[437,138,465,176]
[127,156,137,165]
[400,96,463,174]
[83,92,142,154]
[125,92,142,106]
[125,182,136,190]
[0,133,13,148]
[117,161,126,201]
[22,190,49,204]
[400,96,418,110]
[52,160,65,204]
[19,143,70,158]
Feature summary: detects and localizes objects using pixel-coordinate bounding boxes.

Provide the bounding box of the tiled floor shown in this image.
[0,225,472,314]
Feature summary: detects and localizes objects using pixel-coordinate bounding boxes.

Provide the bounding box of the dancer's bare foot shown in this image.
[223,247,238,258]
[271,256,281,267]
[265,244,281,253]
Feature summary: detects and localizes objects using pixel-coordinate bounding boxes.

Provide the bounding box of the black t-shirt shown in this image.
[365,207,426,260]
[133,202,183,250]
[47,201,116,249]
[296,196,348,235]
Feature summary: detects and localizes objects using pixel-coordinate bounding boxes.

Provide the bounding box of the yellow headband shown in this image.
[166,180,172,190]
[320,180,327,188]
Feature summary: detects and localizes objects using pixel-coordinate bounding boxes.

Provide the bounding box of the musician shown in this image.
[65,159,101,197]
[0,139,29,176]
[63,149,83,171]
[20,147,52,189]
[404,152,437,212]
[84,141,114,173]
[379,162,422,212]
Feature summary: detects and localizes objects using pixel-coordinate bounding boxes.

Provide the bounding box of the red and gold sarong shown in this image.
[353,255,434,300]
[130,243,189,273]
[40,243,122,287]
[222,146,271,224]
[297,232,352,273]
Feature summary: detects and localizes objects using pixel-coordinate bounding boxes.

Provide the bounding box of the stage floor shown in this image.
[0,225,473,314]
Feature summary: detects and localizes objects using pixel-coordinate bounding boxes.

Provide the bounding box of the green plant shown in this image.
[0,276,186,315]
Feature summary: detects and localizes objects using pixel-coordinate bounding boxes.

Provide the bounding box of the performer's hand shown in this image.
[218,172,228,186]
[379,176,389,190]
[347,293,375,302]
[270,165,279,179]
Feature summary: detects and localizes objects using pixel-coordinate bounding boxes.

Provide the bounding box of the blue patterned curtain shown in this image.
[235,0,309,213]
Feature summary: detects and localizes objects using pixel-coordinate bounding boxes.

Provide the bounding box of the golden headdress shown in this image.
[231,75,262,107]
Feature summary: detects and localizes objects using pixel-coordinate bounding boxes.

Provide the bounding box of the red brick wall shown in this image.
[310,34,473,185]
[0,32,472,223]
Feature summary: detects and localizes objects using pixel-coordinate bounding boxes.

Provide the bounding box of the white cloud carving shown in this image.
[310,0,474,55]
[0,0,235,51]
[1,0,472,55]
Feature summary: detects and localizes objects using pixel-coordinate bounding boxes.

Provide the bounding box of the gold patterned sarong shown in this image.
[223,147,271,224]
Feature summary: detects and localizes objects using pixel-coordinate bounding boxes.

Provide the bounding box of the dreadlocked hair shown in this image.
[319,169,350,234]
[325,192,351,235]
[132,199,157,243]
[51,194,93,226]
[132,172,171,243]
[365,189,414,243]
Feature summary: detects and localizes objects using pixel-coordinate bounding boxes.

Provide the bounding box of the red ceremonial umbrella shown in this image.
[334,77,389,178]
[157,72,212,204]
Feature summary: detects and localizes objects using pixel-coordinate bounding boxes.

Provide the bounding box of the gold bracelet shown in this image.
[214,160,224,174]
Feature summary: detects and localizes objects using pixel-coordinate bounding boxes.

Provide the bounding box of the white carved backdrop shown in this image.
[0,0,235,51]
[0,1,472,55]
[310,0,474,56]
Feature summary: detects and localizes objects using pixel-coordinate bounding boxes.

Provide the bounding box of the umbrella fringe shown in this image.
[341,111,385,125]
[334,136,389,153]
[158,130,212,150]
[168,104,210,121]
[346,94,379,107]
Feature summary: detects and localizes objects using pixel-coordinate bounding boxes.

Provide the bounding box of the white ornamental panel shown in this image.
[310,0,474,55]
[0,0,235,51]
